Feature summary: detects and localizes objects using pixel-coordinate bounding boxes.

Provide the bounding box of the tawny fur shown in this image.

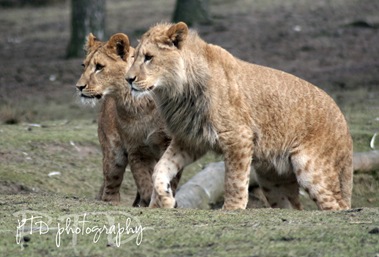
[126,22,353,210]
[76,33,180,206]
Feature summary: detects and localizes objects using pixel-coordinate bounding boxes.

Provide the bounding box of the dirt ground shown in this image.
[0,0,379,122]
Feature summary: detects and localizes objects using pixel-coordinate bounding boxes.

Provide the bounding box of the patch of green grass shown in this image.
[179,152,222,187]
[0,194,378,256]
[0,120,132,199]
[1,119,377,256]
[0,120,97,147]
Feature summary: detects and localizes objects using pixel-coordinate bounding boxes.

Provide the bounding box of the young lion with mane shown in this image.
[126,22,353,210]
[76,33,180,206]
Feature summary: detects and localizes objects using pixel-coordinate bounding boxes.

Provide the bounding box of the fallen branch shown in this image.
[353,151,379,173]
[176,151,379,209]
[176,162,258,209]
[176,162,225,209]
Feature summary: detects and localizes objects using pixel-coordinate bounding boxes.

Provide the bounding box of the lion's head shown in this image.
[76,33,134,105]
[126,22,191,97]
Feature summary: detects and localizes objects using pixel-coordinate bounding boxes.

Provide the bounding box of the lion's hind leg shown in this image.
[291,151,351,211]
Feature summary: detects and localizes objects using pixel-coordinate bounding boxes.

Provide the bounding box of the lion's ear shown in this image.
[166,22,188,49]
[107,33,130,61]
[85,33,97,51]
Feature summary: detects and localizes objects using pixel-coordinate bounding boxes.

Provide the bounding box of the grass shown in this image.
[0,120,221,200]
[0,121,102,197]
[345,103,379,152]
[1,194,379,257]
[0,119,378,256]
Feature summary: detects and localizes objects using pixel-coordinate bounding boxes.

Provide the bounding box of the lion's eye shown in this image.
[81,63,85,67]
[95,63,105,71]
[144,54,153,62]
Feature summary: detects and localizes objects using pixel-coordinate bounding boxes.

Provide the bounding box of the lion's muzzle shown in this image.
[76,84,87,92]
[126,76,136,86]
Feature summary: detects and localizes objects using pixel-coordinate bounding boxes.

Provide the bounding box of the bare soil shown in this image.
[0,0,379,122]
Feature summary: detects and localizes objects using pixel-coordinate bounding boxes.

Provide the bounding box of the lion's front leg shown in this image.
[97,98,128,202]
[98,147,128,202]
[220,129,253,210]
[150,140,195,208]
[97,128,128,202]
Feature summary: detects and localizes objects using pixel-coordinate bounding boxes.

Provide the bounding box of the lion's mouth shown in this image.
[131,86,141,92]
[81,93,102,99]
[131,84,155,92]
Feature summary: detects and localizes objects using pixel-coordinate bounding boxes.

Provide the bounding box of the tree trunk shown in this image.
[172,0,211,26]
[66,0,105,58]
[176,151,379,209]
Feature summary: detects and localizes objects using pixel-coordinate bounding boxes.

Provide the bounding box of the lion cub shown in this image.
[126,22,353,210]
[76,33,179,206]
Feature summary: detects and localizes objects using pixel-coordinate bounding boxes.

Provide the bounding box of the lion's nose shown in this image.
[126,76,136,86]
[76,84,87,91]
